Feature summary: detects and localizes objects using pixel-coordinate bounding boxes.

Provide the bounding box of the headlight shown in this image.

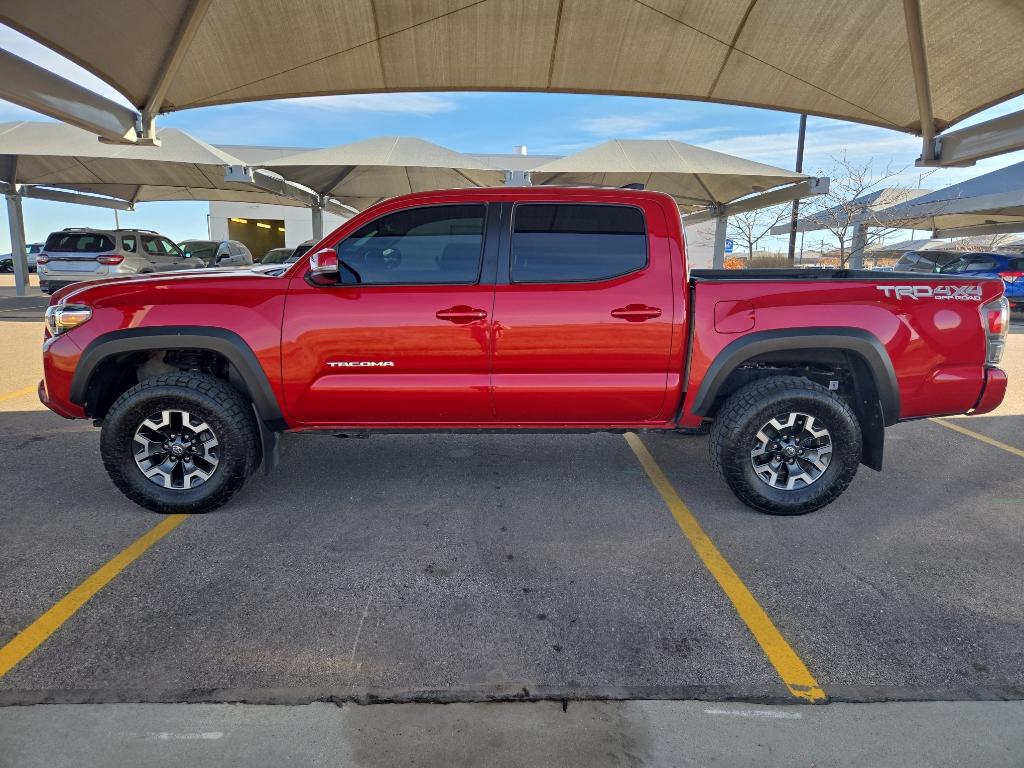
[44,304,92,336]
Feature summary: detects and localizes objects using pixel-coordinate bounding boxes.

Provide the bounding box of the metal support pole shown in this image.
[787,114,808,265]
[5,192,29,297]
[311,201,324,240]
[849,222,868,270]
[713,211,729,269]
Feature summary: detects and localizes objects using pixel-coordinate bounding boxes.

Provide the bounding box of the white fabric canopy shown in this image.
[261,136,505,210]
[2,0,1021,136]
[530,139,806,210]
[872,162,1024,235]
[0,121,305,206]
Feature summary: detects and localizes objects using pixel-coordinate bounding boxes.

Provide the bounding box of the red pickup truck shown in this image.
[39,187,1008,516]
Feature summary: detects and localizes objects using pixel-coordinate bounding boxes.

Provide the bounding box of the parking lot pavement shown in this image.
[1,313,1022,718]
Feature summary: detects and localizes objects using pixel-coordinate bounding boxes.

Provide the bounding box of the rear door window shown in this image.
[510,204,647,283]
[44,232,115,252]
[121,236,136,252]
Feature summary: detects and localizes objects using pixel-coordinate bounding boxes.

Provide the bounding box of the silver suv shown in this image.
[37,229,207,294]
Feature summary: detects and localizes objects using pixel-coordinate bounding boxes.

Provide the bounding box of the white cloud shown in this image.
[580,114,665,136]
[277,93,458,116]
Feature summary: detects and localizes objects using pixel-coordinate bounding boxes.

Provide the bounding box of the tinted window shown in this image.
[1007,258,1024,271]
[143,236,184,257]
[895,253,919,270]
[44,232,115,252]
[511,204,646,283]
[180,241,217,260]
[337,204,485,284]
[121,236,136,252]
[944,256,999,273]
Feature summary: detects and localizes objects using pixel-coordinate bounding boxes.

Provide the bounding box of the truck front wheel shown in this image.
[709,376,862,515]
[100,373,260,513]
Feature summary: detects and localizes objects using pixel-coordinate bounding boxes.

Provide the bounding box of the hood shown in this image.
[50,266,280,305]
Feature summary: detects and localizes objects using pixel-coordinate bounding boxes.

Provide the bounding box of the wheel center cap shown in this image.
[782,445,798,457]
[170,444,186,457]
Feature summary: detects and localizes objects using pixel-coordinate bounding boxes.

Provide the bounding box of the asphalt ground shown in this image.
[1,283,1022,763]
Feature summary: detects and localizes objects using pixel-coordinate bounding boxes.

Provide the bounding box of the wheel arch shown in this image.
[71,327,287,431]
[691,328,899,424]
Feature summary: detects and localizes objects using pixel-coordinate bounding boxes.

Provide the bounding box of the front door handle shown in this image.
[436,305,488,324]
[610,304,662,322]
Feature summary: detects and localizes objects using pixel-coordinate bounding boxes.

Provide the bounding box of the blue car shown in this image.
[940,252,1024,311]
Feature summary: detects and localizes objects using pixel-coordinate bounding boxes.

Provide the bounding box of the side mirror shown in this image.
[308,247,339,285]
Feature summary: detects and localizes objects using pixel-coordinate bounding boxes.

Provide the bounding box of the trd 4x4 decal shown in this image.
[876,284,982,301]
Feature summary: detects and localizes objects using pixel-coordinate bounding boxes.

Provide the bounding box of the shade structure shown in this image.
[530,139,807,211]
[260,136,505,210]
[770,188,933,235]
[2,0,1022,140]
[871,162,1024,237]
[0,121,305,207]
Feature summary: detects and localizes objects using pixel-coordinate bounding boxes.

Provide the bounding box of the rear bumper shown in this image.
[39,279,85,294]
[970,366,1007,415]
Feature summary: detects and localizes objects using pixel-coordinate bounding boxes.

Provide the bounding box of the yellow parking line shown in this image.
[0,515,189,680]
[0,385,37,403]
[933,419,1024,459]
[624,433,826,703]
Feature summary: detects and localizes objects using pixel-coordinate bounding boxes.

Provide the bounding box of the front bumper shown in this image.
[39,333,86,419]
[971,366,1007,415]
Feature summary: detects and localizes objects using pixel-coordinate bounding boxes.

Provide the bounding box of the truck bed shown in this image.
[690,268,946,281]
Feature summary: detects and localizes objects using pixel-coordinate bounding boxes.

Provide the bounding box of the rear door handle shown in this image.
[436,305,488,324]
[610,304,662,322]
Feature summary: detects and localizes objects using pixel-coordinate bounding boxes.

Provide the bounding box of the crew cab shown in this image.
[38,188,1009,516]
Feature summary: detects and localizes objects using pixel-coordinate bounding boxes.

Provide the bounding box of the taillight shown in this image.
[96,254,124,265]
[36,254,49,264]
[997,271,1023,283]
[980,296,1009,365]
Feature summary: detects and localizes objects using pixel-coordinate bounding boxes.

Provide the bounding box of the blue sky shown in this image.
[2,24,1023,253]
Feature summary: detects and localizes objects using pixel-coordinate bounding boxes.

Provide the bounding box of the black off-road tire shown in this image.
[709,376,862,516]
[100,372,260,514]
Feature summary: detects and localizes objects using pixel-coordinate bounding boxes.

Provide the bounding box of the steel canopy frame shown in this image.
[0,50,143,145]
[224,165,358,239]
[681,178,829,268]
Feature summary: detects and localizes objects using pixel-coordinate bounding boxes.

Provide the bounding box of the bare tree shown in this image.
[800,154,933,267]
[728,205,790,258]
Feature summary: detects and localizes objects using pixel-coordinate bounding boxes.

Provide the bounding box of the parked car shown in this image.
[36,229,207,294]
[179,239,254,268]
[939,252,1024,312]
[893,250,962,273]
[289,239,316,262]
[0,243,45,273]
[39,188,1007,516]
[260,246,295,265]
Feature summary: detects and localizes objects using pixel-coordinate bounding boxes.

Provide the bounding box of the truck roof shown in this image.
[375,185,680,209]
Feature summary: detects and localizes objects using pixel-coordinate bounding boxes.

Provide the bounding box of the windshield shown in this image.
[261,248,293,264]
[180,241,218,260]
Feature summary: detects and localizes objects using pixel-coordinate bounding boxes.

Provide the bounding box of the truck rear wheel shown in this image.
[100,373,260,514]
[709,376,862,515]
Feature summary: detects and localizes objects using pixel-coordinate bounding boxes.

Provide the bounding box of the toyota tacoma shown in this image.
[39,188,1009,515]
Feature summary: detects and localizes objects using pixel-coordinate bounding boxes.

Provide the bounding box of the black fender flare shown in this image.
[689,327,900,426]
[71,326,288,431]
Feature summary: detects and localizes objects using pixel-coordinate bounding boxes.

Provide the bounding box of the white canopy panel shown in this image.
[530,139,807,210]
[2,0,1022,138]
